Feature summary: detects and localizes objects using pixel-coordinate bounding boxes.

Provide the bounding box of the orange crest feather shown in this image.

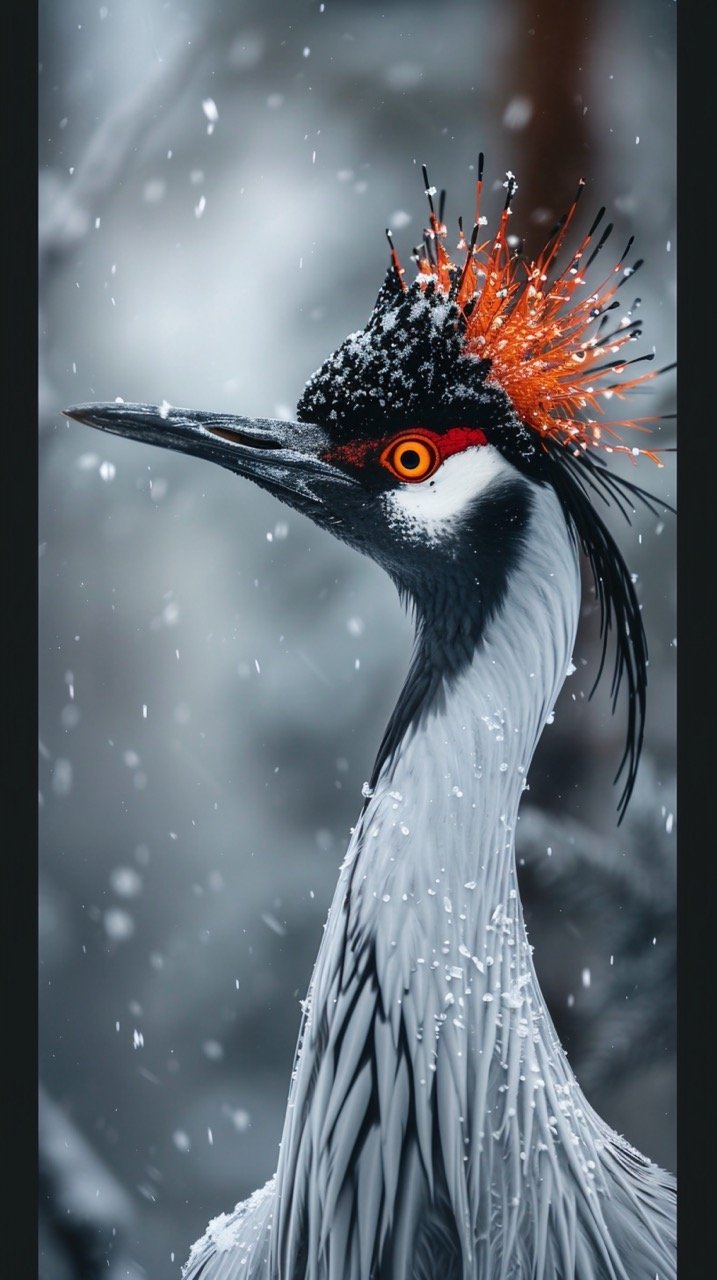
[396,170,665,466]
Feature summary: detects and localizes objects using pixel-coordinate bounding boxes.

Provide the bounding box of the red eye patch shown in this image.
[325,426,488,482]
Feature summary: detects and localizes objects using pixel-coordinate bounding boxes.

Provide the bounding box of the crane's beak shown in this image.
[63,401,357,517]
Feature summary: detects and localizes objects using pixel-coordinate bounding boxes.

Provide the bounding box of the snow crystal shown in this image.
[77,451,100,470]
[228,1108,250,1132]
[143,179,166,204]
[99,460,116,482]
[110,866,142,898]
[388,209,412,229]
[52,758,73,797]
[60,704,80,729]
[104,908,135,941]
[261,912,287,937]
[202,97,219,122]
[503,96,533,130]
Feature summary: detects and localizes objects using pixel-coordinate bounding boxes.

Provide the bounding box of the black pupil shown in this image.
[400,448,421,470]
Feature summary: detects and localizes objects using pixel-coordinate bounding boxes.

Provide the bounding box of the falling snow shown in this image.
[41,14,675,1276]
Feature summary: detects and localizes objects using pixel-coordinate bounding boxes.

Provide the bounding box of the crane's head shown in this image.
[65,162,672,817]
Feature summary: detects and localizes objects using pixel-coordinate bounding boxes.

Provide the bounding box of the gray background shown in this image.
[38,2,676,1276]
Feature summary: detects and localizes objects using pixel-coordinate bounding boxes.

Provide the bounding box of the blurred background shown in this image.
[38,1,676,1275]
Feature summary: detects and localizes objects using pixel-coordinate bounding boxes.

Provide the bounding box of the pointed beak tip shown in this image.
[63,403,103,427]
[63,401,142,433]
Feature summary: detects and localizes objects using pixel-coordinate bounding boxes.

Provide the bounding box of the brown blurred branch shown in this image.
[507,0,591,247]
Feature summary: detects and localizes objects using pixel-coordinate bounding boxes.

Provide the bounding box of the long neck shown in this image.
[352,492,579,965]
[320,480,581,1144]
[330,481,576,1018]
[271,485,669,1280]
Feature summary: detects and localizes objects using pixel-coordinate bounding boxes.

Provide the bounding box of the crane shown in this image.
[65,161,676,1280]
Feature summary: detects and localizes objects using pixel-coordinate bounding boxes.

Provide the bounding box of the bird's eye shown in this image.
[380,434,440,482]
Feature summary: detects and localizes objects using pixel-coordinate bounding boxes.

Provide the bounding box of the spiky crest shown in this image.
[404,162,671,467]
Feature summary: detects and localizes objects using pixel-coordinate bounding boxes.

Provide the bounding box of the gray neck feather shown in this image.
[267,481,675,1280]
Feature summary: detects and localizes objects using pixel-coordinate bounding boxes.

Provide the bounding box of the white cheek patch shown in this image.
[382,444,515,542]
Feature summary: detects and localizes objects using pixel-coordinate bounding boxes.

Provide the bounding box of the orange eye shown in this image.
[380,434,440,482]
